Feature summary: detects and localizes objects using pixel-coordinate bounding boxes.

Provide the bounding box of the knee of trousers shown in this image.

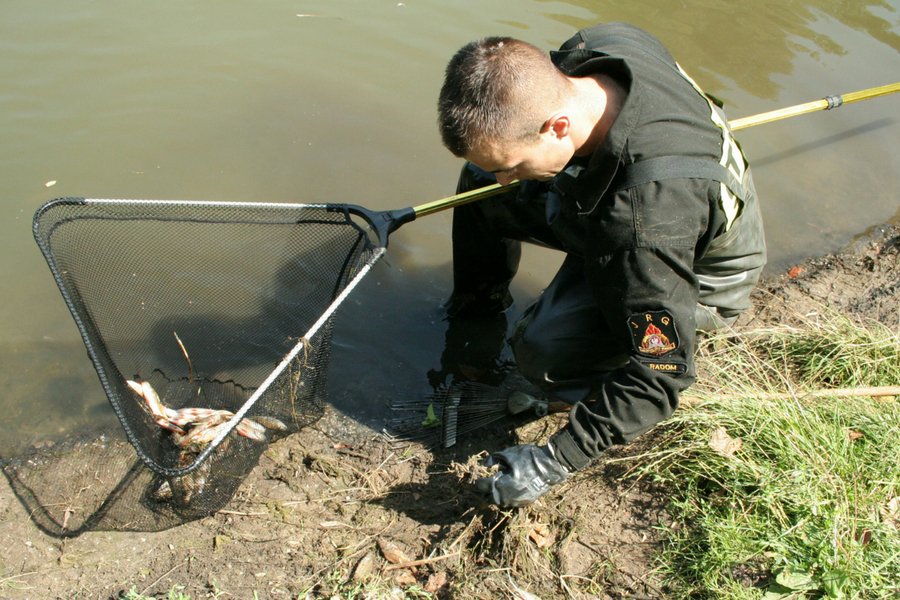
[510,305,632,384]
[509,315,604,383]
[509,321,552,383]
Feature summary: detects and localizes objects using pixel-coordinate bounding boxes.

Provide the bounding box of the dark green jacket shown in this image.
[449,23,766,470]
[547,23,766,470]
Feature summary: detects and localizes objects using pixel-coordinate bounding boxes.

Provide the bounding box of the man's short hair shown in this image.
[438,37,567,157]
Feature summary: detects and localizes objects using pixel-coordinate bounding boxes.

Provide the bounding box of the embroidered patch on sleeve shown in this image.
[628,310,679,356]
[627,310,687,374]
[644,361,687,374]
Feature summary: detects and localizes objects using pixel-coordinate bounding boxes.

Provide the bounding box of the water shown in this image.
[2,0,898,453]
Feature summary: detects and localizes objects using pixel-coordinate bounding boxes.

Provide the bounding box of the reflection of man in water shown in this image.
[434,22,766,507]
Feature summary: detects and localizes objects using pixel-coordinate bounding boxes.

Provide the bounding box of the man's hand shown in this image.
[475,444,569,507]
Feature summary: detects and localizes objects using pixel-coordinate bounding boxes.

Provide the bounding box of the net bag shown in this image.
[32,197,388,517]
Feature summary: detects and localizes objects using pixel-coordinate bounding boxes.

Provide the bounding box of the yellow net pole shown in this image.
[729,81,900,130]
[412,182,510,218]
[414,81,900,216]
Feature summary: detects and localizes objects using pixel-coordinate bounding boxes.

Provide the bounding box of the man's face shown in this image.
[465,131,573,186]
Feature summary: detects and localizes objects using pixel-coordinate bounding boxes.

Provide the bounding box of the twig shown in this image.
[173,331,194,384]
[448,514,479,550]
[681,385,900,406]
[382,551,461,571]
[140,561,187,596]
[218,509,268,516]
[0,571,37,587]
[225,533,286,544]
[558,572,576,598]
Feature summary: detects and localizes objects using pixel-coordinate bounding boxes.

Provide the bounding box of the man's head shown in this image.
[438,37,576,183]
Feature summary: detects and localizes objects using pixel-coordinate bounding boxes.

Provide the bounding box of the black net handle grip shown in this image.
[346,182,520,248]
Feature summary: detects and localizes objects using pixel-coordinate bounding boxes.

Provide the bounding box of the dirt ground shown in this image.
[1,223,897,600]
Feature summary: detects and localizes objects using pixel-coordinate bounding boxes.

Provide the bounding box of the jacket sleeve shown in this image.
[550,179,710,471]
[448,164,562,317]
[447,164,522,316]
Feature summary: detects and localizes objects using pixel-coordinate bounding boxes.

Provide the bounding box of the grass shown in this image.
[629,312,900,599]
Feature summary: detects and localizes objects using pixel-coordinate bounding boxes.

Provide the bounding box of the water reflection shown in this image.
[545,0,898,99]
[0,340,118,455]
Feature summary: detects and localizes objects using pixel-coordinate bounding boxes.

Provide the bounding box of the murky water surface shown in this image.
[2,1,898,453]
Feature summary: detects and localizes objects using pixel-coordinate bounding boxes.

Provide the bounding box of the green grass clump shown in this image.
[632,312,900,599]
[751,314,900,388]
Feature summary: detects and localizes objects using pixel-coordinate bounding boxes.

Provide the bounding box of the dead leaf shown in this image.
[881,497,900,529]
[528,522,555,548]
[787,265,805,278]
[708,427,742,457]
[319,520,350,529]
[847,429,864,442]
[392,569,417,586]
[351,552,377,582]
[424,571,448,593]
[377,537,412,565]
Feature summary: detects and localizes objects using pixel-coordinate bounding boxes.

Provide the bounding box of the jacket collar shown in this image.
[548,50,639,214]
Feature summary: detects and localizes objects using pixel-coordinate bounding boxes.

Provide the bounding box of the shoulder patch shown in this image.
[627,310,679,357]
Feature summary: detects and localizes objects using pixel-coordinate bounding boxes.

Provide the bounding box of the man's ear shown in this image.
[542,113,570,139]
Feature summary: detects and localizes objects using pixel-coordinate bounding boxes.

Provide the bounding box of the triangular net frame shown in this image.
[32,198,385,515]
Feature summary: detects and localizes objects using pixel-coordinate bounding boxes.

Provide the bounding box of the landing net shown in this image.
[32,198,383,520]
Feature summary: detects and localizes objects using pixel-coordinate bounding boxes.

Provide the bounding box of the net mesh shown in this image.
[32,198,383,522]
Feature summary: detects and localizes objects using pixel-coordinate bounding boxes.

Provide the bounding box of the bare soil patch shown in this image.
[1,225,897,599]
